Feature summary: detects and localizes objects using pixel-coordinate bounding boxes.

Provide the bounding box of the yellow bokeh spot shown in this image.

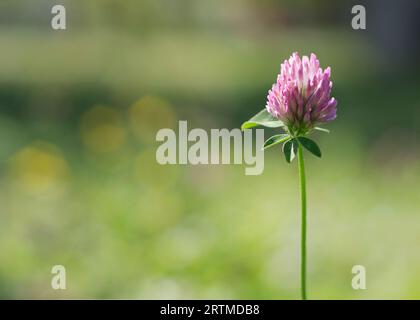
[81,105,126,153]
[129,96,176,144]
[9,141,69,193]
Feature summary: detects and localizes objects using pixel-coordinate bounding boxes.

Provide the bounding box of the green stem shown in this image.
[297,142,307,300]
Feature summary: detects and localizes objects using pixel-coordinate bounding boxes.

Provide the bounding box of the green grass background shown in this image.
[0,0,419,299]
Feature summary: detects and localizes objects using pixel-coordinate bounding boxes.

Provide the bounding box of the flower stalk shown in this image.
[297,142,307,300]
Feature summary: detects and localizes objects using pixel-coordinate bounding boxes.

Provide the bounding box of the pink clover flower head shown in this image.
[266,52,337,135]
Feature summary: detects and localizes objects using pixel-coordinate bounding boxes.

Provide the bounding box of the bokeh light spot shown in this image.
[9,141,69,194]
[129,96,176,144]
[81,105,126,153]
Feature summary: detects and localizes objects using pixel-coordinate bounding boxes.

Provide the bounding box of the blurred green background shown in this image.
[0,0,419,299]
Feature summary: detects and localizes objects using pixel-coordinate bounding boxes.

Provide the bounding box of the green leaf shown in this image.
[241,109,284,130]
[263,134,290,150]
[282,139,297,163]
[297,137,322,158]
[314,127,330,133]
[292,139,298,156]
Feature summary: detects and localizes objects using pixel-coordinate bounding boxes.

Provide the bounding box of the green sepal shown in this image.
[263,134,290,150]
[314,127,330,133]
